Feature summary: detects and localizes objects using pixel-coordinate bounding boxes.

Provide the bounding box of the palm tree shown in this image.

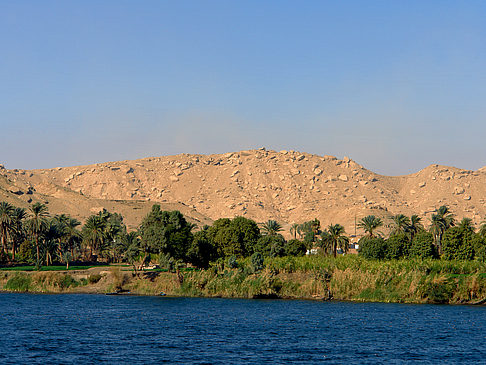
[429,205,455,253]
[27,202,49,269]
[358,215,383,238]
[479,217,486,238]
[458,217,474,234]
[261,220,283,236]
[0,202,14,259]
[437,205,455,229]
[389,214,410,236]
[290,223,300,239]
[44,219,62,266]
[64,218,82,259]
[82,215,106,260]
[408,214,423,242]
[322,224,350,257]
[10,207,27,261]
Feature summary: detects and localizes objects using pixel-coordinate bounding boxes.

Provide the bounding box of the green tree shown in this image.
[408,214,424,242]
[442,226,474,260]
[44,218,63,266]
[138,205,193,261]
[358,236,387,260]
[429,205,455,253]
[284,239,307,256]
[261,220,283,236]
[206,216,260,257]
[0,202,14,260]
[410,231,437,259]
[289,223,300,239]
[478,216,486,238]
[299,219,321,249]
[122,232,141,275]
[27,202,49,269]
[322,224,349,257]
[385,233,409,259]
[358,215,383,238]
[63,218,82,260]
[250,252,264,272]
[187,228,218,268]
[254,235,286,257]
[10,207,27,261]
[82,215,106,260]
[389,214,411,236]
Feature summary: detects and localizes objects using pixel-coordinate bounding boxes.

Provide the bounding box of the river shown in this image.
[0,293,484,364]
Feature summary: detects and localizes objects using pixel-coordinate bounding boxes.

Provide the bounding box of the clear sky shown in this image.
[1,1,486,175]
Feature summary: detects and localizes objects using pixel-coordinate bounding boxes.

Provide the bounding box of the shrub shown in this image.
[358,237,387,260]
[57,275,78,289]
[251,252,264,273]
[88,274,102,284]
[5,275,31,292]
[470,234,486,261]
[421,279,455,304]
[227,256,238,269]
[285,239,307,257]
[16,241,34,264]
[410,232,437,259]
[254,235,286,257]
[442,227,474,260]
[385,234,409,259]
[476,245,486,262]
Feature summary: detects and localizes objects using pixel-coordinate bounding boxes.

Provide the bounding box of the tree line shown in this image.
[0,201,485,270]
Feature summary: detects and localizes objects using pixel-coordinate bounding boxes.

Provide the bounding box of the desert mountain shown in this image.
[1,148,485,236]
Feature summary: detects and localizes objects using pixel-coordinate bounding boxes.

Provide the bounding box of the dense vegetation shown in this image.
[0,201,485,273]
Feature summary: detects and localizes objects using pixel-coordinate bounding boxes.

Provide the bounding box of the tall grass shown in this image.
[1,256,485,304]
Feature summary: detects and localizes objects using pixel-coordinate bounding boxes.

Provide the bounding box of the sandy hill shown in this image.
[1,148,485,236]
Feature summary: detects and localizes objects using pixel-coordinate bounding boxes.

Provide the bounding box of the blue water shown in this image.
[0,294,484,364]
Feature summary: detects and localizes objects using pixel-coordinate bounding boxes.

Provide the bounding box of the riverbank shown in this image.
[1,256,485,304]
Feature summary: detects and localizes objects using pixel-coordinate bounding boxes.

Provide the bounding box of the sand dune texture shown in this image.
[1,148,485,235]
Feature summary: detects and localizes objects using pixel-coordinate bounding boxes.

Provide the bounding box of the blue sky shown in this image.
[1,1,486,175]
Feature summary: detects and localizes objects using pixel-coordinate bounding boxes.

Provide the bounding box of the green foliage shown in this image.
[300,219,321,247]
[254,235,286,257]
[410,232,437,259]
[5,275,31,291]
[17,240,35,264]
[57,275,78,289]
[421,279,455,303]
[358,215,383,237]
[442,227,474,260]
[88,274,102,284]
[470,234,486,260]
[0,265,106,271]
[284,239,307,257]
[139,205,193,261]
[251,252,264,272]
[358,237,387,260]
[385,234,410,259]
[206,216,261,257]
[187,229,218,268]
[321,224,349,257]
[261,220,283,236]
[227,256,238,269]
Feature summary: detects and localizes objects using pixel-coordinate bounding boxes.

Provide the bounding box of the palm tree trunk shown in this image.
[11,241,16,261]
[35,235,40,269]
[1,229,6,256]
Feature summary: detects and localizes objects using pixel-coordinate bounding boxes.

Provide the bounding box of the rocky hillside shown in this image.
[1,148,485,235]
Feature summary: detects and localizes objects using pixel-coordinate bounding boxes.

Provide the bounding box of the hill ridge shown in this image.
[1,149,485,235]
